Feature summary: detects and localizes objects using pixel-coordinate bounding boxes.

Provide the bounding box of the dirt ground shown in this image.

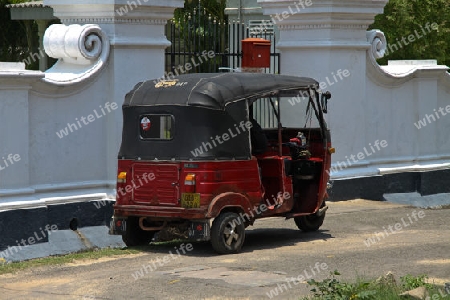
[0,199,449,300]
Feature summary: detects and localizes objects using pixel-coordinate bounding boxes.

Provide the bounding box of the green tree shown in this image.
[370,0,450,67]
[0,0,40,68]
[173,0,227,53]
[174,0,227,26]
[169,0,228,72]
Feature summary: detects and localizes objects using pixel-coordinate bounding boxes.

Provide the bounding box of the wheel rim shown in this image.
[223,221,240,246]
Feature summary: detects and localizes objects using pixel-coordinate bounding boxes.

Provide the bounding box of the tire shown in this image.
[294,202,326,232]
[122,217,155,247]
[211,212,246,254]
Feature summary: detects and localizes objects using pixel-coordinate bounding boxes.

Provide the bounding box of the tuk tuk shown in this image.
[109,73,333,254]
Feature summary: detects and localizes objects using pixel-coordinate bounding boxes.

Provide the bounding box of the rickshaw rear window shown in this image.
[139,115,174,140]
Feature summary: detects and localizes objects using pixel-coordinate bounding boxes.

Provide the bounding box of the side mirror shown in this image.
[321,91,331,113]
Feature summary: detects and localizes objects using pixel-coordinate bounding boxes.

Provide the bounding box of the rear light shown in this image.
[117,171,127,183]
[184,173,196,193]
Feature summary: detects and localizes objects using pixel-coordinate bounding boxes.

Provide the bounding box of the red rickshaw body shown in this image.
[110,73,332,254]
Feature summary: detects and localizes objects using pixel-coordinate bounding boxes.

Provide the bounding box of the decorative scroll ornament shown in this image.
[43,24,110,85]
[365,29,421,87]
[366,29,387,63]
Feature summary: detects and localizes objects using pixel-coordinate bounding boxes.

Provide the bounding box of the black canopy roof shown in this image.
[124,73,319,110]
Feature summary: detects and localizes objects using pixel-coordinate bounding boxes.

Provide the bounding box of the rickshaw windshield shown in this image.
[251,90,322,130]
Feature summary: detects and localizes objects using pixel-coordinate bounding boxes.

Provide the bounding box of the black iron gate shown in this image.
[164,9,280,77]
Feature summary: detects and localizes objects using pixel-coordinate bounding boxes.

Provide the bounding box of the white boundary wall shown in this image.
[258,0,450,180]
[0,0,184,209]
[1,0,449,211]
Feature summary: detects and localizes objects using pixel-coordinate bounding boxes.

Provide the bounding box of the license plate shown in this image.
[181,193,200,208]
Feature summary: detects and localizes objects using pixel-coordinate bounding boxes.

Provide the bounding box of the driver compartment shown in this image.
[256,128,326,215]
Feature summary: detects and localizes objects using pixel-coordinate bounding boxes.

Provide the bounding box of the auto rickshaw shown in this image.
[109,73,333,254]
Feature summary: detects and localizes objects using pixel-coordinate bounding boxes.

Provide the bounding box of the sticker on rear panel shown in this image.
[140,117,151,131]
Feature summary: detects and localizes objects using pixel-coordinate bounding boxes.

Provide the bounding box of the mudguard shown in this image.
[206,192,254,218]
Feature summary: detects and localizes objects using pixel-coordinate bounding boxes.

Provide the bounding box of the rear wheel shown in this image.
[122,217,155,247]
[294,202,326,232]
[211,212,245,254]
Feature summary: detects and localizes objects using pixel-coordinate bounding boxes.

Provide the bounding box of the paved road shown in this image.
[1,200,449,300]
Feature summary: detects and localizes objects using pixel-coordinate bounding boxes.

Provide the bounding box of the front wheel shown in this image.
[211,212,245,254]
[294,203,326,232]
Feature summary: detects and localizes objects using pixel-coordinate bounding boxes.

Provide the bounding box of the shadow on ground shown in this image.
[128,227,333,257]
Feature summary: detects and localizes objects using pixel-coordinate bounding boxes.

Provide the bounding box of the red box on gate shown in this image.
[241,38,271,68]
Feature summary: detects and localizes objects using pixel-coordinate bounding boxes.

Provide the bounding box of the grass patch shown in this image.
[0,247,143,276]
[301,270,450,300]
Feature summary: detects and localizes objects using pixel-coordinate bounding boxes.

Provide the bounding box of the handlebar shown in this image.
[282,142,308,151]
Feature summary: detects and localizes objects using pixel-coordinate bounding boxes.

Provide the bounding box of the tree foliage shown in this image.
[172,0,227,50]
[169,0,228,72]
[1,0,449,69]
[174,0,227,25]
[0,0,39,68]
[369,0,450,67]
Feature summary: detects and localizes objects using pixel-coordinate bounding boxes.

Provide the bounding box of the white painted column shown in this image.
[43,0,184,183]
[0,64,43,193]
[258,0,388,175]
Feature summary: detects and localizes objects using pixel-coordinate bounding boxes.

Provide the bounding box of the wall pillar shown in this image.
[44,0,184,183]
[258,0,388,171]
[0,64,43,194]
